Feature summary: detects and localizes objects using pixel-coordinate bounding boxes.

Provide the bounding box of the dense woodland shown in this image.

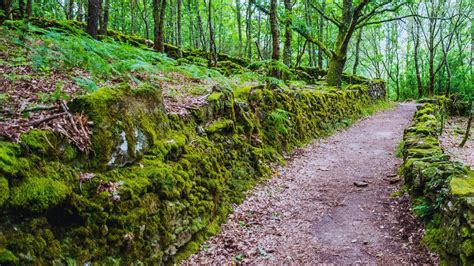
[1,0,471,100]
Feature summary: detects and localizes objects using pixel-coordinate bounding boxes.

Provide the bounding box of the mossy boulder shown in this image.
[70,84,168,169]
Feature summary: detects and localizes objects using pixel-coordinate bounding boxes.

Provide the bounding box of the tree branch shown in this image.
[310,3,342,28]
[292,27,333,58]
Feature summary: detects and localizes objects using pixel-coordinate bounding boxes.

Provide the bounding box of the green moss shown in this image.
[0,141,29,176]
[10,177,71,212]
[207,92,223,102]
[0,177,9,207]
[462,239,474,256]
[206,119,234,134]
[0,249,18,264]
[450,174,474,197]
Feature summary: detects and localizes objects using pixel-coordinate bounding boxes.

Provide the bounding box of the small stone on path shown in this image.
[389,176,401,184]
[354,181,369,187]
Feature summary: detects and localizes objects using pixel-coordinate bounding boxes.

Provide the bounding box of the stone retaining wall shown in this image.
[401,102,474,265]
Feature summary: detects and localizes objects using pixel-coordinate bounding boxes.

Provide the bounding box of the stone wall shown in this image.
[401,102,474,265]
[0,81,386,264]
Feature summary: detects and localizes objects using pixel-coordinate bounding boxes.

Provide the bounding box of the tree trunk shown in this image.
[153,0,166,52]
[99,0,109,35]
[317,0,325,68]
[186,0,194,48]
[245,1,253,59]
[26,0,32,16]
[352,29,362,75]
[269,0,280,77]
[77,2,84,21]
[176,0,182,56]
[196,0,205,50]
[282,0,292,67]
[87,0,100,38]
[19,0,24,18]
[326,54,345,87]
[207,0,217,67]
[413,27,423,98]
[325,0,365,87]
[67,0,74,19]
[235,0,243,56]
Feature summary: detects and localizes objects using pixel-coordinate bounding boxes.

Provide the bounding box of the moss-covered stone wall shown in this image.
[0,78,384,264]
[401,102,474,265]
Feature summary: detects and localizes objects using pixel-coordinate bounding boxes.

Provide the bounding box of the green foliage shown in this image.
[73,77,98,92]
[270,108,290,134]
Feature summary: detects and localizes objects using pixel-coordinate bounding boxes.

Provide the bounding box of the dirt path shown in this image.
[186,103,436,264]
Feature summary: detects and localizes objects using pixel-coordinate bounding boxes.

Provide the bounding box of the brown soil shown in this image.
[186,103,437,264]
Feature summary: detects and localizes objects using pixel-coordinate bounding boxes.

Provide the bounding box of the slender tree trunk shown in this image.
[296,39,308,67]
[428,48,435,96]
[138,0,150,39]
[99,0,109,35]
[77,2,84,21]
[186,0,194,48]
[352,29,362,75]
[67,0,74,19]
[176,0,182,56]
[87,0,100,38]
[26,0,32,16]
[153,0,166,52]
[317,0,325,68]
[283,0,292,67]
[196,0,205,50]
[245,1,253,59]
[413,27,423,98]
[19,0,24,18]
[207,0,217,67]
[269,0,279,63]
[235,0,243,56]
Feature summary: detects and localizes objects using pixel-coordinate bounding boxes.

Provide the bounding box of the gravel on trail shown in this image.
[186,103,437,264]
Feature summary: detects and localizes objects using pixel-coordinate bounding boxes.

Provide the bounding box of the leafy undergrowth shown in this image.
[0,19,333,144]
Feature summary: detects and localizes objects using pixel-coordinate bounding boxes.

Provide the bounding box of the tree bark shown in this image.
[283,0,292,67]
[67,0,74,19]
[235,0,243,56]
[26,0,32,16]
[269,0,280,76]
[153,0,166,52]
[352,29,362,75]
[196,0,205,50]
[317,0,325,68]
[207,0,217,67]
[176,0,182,56]
[326,0,369,87]
[99,0,109,35]
[413,24,423,98]
[245,1,253,59]
[87,0,100,38]
[19,0,24,18]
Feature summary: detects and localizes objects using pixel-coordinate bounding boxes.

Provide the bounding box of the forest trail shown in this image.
[187,103,436,264]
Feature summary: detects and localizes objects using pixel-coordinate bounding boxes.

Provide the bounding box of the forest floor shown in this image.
[186,103,438,264]
[440,116,473,168]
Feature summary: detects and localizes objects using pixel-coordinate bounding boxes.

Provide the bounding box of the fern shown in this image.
[270,108,290,135]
